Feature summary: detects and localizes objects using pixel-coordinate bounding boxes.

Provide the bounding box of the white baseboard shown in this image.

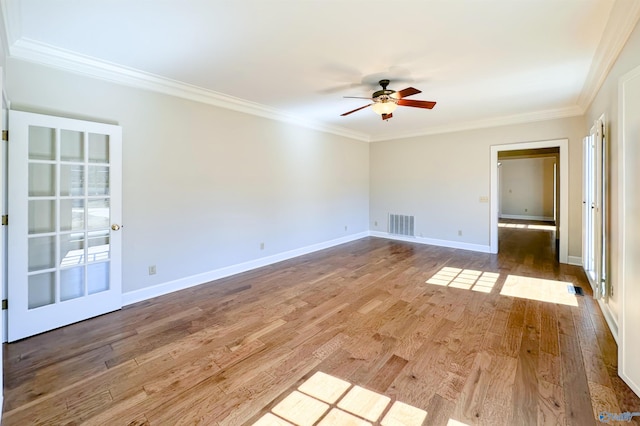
[122,231,369,306]
[583,266,619,344]
[369,231,492,253]
[597,298,619,345]
[567,256,582,266]
[499,214,555,221]
[123,230,492,307]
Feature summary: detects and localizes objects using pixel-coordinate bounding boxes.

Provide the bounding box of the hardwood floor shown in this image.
[3,227,639,425]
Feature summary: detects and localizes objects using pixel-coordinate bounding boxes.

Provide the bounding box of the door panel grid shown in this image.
[27,128,111,307]
[9,111,122,341]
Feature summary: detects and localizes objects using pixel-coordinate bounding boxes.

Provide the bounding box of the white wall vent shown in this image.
[389,214,415,236]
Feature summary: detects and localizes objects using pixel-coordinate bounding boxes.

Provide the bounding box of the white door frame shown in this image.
[490,139,569,264]
[0,67,5,412]
[618,64,640,397]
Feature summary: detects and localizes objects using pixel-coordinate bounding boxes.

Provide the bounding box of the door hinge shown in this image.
[1,215,7,226]
[1,130,7,141]
[1,299,7,310]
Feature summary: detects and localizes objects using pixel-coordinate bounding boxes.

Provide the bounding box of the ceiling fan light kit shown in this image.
[371,100,397,115]
[341,79,436,121]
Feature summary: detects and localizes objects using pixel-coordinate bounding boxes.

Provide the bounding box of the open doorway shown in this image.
[490,139,568,264]
[498,148,559,261]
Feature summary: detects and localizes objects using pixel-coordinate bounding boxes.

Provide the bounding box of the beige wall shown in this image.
[370,116,585,255]
[500,157,556,220]
[585,18,640,324]
[5,58,370,293]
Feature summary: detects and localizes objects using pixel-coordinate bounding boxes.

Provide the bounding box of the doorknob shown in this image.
[111,224,121,231]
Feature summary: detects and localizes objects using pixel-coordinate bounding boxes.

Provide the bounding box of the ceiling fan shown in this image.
[340,79,436,120]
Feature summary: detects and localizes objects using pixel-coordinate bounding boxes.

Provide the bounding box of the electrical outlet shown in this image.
[525,208,528,212]
[458,230,462,236]
[374,220,378,227]
[344,225,348,231]
[148,265,156,275]
[260,242,265,250]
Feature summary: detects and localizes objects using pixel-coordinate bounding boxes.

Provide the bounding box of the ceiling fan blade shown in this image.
[396,99,436,109]
[340,104,373,116]
[396,87,421,99]
[382,113,393,120]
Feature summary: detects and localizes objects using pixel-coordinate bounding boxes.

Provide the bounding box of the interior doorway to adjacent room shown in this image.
[498,147,559,261]
[490,139,568,264]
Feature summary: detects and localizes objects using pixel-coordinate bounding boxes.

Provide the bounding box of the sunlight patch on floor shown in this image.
[500,275,578,306]
[498,223,556,231]
[499,223,527,228]
[254,371,428,425]
[447,420,471,426]
[338,385,390,421]
[426,267,499,293]
[527,224,557,231]
[298,371,350,404]
[272,391,328,426]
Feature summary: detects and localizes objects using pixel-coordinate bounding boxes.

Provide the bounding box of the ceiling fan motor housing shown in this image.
[373,79,396,100]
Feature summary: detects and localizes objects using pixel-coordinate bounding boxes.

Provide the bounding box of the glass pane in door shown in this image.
[28,273,56,309]
[88,230,110,261]
[60,129,84,162]
[29,163,56,196]
[60,233,84,267]
[89,133,109,163]
[88,166,109,196]
[28,126,56,160]
[28,236,56,272]
[88,199,110,230]
[28,200,56,234]
[60,164,85,196]
[60,199,85,232]
[60,267,85,301]
[87,262,109,295]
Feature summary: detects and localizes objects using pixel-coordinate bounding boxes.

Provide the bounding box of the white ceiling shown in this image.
[2,0,639,141]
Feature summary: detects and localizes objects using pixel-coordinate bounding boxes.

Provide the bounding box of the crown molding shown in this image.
[7,37,371,142]
[0,38,588,145]
[0,0,19,56]
[369,105,584,142]
[577,0,640,111]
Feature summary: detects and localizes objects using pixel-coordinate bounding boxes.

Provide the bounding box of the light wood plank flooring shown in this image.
[3,227,639,425]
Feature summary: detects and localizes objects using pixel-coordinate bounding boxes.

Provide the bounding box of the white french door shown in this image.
[582,134,595,278]
[8,111,122,342]
[582,118,606,300]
